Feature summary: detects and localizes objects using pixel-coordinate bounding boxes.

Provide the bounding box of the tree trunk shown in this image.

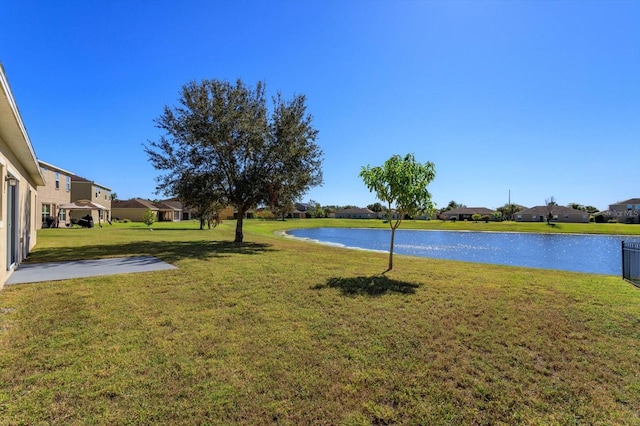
[235,207,244,242]
[199,217,205,230]
[386,228,396,273]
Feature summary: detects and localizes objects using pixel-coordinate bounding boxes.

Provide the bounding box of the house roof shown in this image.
[38,160,74,177]
[112,198,159,210]
[153,201,180,211]
[159,198,183,209]
[0,63,45,186]
[335,208,375,214]
[515,205,586,215]
[70,174,111,191]
[611,198,640,205]
[444,207,495,215]
[113,198,181,212]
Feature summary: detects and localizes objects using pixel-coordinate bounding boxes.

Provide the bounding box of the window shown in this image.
[55,172,60,190]
[42,204,51,224]
[59,209,66,221]
[553,215,558,220]
[66,176,71,191]
[628,204,633,210]
[532,215,537,219]
[516,214,522,221]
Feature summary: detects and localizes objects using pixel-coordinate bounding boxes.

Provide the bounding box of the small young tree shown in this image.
[545,196,556,224]
[141,209,156,227]
[360,153,436,272]
[472,213,482,223]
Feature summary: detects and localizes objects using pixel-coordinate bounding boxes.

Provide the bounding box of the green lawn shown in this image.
[1,219,639,424]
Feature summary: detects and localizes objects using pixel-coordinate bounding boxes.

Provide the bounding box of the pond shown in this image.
[285,228,640,275]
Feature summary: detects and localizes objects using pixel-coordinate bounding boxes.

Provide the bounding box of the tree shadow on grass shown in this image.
[26,240,274,264]
[313,275,420,296]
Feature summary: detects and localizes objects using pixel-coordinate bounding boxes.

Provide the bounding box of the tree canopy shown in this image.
[145,79,323,242]
[360,153,436,272]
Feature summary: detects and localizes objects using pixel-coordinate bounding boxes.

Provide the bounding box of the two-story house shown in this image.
[37,160,73,228]
[70,175,112,223]
[607,198,640,224]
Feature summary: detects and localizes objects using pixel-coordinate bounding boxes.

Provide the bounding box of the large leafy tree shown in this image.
[145,79,323,242]
[360,153,436,272]
[496,203,526,220]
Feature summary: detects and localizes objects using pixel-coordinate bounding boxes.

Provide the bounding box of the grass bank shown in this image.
[1,220,639,424]
[240,217,640,239]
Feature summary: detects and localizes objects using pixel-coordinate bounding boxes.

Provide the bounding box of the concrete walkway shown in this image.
[6,256,177,285]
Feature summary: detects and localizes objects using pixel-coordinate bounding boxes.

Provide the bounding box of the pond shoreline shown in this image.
[283,227,640,275]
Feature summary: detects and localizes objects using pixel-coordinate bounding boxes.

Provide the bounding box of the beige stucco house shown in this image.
[334,208,376,219]
[440,207,496,221]
[70,175,111,223]
[515,205,589,223]
[113,198,235,223]
[159,198,197,220]
[37,160,73,228]
[112,198,183,222]
[606,198,640,224]
[0,63,46,288]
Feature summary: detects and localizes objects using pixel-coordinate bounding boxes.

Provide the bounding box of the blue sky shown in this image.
[2,0,638,211]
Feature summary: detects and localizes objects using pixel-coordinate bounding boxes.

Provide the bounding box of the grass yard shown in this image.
[1,219,639,424]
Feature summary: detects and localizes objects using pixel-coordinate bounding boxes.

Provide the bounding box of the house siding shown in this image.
[515,206,589,223]
[607,199,640,224]
[37,161,72,228]
[112,207,155,222]
[334,208,376,219]
[70,179,112,223]
[0,64,46,288]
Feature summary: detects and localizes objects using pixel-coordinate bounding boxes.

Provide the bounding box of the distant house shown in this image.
[159,197,196,220]
[70,175,112,223]
[514,205,589,223]
[334,208,376,219]
[112,198,179,222]
[440,207,495,221]
[292,202,310,219]
[37,160,73,228]
[606,198,640,224]
[0,63,46,288]
[113,198,235,222]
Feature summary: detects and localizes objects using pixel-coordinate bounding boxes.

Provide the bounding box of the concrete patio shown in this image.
[6,256,177,285]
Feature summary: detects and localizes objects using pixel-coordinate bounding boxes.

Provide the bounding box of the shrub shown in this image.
[449,217,457,222]
[607,219,618,224]
[481,215,491,223]
[256,210,275,220]
[594,213,606,223]
[141,209,156,227]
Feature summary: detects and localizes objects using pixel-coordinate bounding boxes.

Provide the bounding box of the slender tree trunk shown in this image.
[199,217,205,230]
[386,228,396,272]
[235,206,244,242]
